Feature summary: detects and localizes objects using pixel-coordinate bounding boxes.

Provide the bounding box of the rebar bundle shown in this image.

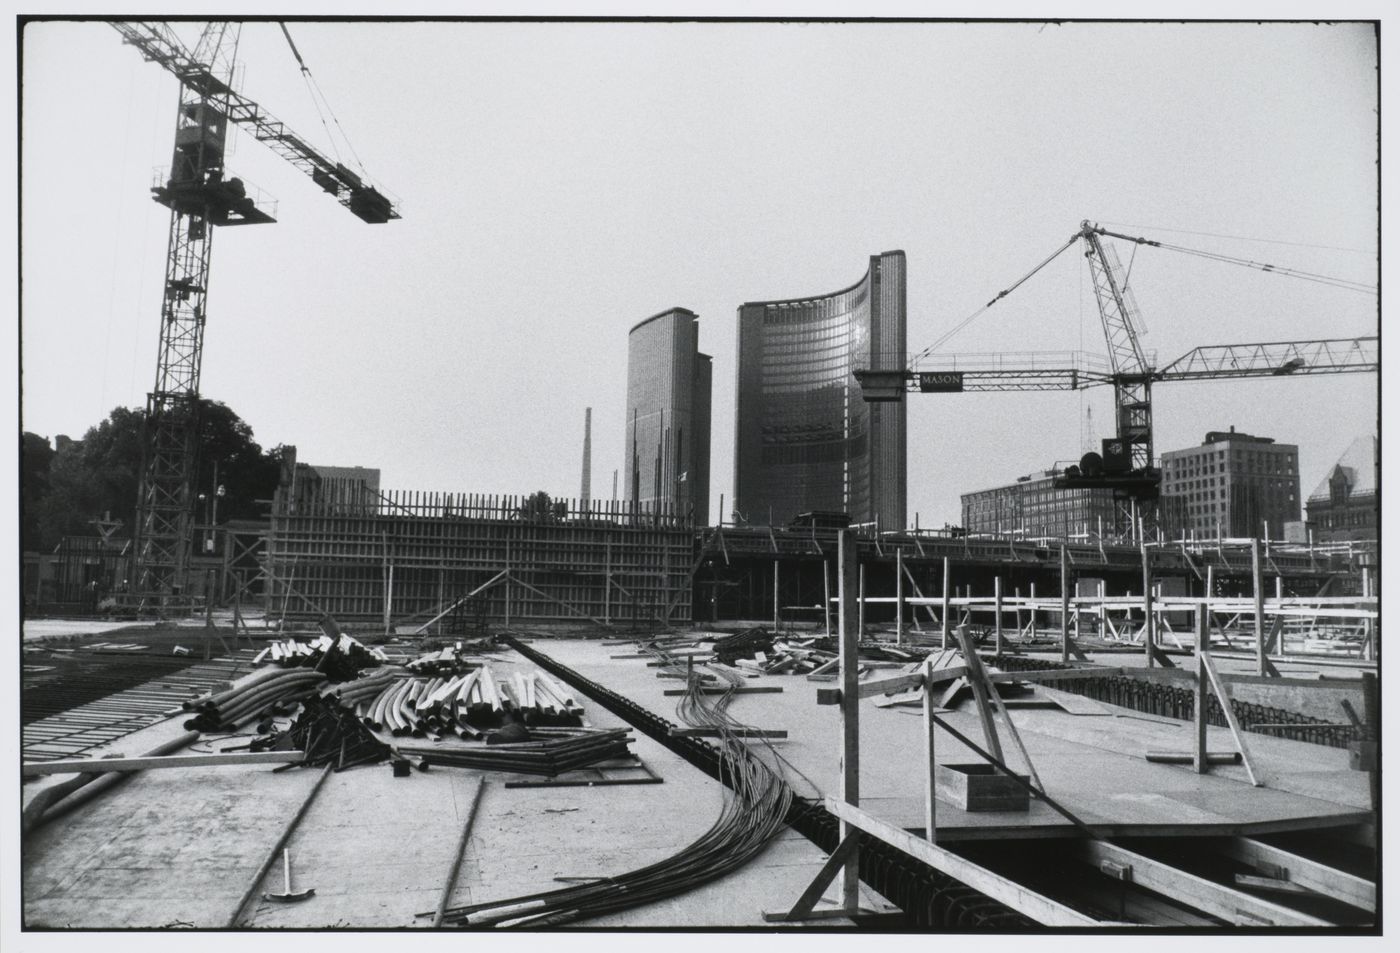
[436,652,794,928]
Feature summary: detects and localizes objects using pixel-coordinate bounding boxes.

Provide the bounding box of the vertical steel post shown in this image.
[1142,538,1154,668]
[858,564,866,639]
[1059,545,1070,664]
[922,653,937,844]
[773,559,780,632]
[1029,581,1037,639]
[1195,602,1209,773]
[994,576,1003,656]
[940,556,951,651]
[1252,538,1265,676]
[837,530,860,911]
[895,548,904,646]
[823,560,831,637]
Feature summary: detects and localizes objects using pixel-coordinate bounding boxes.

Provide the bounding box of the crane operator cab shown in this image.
[152,100,276,227]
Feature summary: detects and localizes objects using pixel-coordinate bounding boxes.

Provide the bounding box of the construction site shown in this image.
[16,17,1383,941]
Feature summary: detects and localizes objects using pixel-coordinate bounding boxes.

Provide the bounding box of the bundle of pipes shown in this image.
[405,644,484,676]
[252,633,390,680]
[806,636,921,663]
[362,666,584,739]
[182,668,330,733]
[249,696,391,772]
[396,727,633,777]
[709,627,775,665]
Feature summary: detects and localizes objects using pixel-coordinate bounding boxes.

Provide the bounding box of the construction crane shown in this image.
[855,221,1377,519]
[112,22,399,610]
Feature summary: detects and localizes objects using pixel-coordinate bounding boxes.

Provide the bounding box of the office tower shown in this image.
[624,308,712,525]
[733,251,906,529]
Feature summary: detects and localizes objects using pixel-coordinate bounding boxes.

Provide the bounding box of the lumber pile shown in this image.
[396,728,635,777]
[361,666,584,738]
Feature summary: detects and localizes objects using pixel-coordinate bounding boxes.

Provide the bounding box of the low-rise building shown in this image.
[1159,427,1299,539]
[1306,435,1377,542]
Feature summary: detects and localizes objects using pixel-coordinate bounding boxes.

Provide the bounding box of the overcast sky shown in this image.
[18,16,1380,528]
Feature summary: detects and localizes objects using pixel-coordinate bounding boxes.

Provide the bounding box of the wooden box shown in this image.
[935,763,1030,813]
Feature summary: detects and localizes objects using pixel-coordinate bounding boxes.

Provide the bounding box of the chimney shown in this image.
[580,407,592,508]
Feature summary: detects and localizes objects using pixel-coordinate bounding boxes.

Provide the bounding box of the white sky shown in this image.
[16,13,1382,529]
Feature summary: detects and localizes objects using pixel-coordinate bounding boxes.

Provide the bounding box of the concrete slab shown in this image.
[22,647,895,929]
[530,640,1370,842]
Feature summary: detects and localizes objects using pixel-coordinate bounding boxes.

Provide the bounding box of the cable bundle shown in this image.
[436,665,794,928]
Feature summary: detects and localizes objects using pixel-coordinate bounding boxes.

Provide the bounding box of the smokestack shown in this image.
[580,407,592,508]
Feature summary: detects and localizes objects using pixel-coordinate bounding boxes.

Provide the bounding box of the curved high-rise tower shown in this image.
[733,251,906,529]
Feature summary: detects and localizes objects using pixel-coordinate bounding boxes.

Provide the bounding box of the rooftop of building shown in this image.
[738,250,905,311]
[1308,434,1377,501]
[627,306,698,335]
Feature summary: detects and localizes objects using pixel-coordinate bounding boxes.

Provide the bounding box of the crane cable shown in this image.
[909,221,1375,368]
[1140,239,1376,295]
[278,23,375,182]
[908,231,1079,367]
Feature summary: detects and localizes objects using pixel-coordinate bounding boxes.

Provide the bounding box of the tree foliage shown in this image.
[22,399,282,551]
[517,489,568,523]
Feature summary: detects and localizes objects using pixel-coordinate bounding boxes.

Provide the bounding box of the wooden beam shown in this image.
[952,625,1004,764]
[431,778,486,927]
[23,750,305,776]
[1199,650,1262,786]
[1073,840,1329,926]
[922,655,937,844]
[1223,837,1374,913]
[837,529,861,912]
[824,798,1103,927]
[762,833,862,923]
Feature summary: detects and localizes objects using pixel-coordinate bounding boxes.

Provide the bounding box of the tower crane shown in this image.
[111,22,399,610]
[855,221,1377,527]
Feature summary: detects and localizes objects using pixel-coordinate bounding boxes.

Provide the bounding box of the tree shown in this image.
[20,432,55,551]
[517,490,568,523]
[25,399,282,550]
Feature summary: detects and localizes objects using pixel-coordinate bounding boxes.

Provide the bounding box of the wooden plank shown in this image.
[952,626,1004,764]
[824,798,1102,926]
[837,530,860,912]
[661,686,784,696]
[761,833,861,923]
[1074,840,1329,927]
[668,727,787,739]
[1222,837,1374,912]
[1198,651,1262,786]
[22,750,305,776]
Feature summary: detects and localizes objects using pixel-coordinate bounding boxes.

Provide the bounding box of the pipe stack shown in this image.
[252,633,390,680]
[362,666,584,738]
[182,668,329,733]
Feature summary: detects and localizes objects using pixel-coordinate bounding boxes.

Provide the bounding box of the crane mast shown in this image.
[1081,222,1154,473]
[114,21,397,611]
[130,23,275,610]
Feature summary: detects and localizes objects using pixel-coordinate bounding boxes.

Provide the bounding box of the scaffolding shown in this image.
[265,488,694,630]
